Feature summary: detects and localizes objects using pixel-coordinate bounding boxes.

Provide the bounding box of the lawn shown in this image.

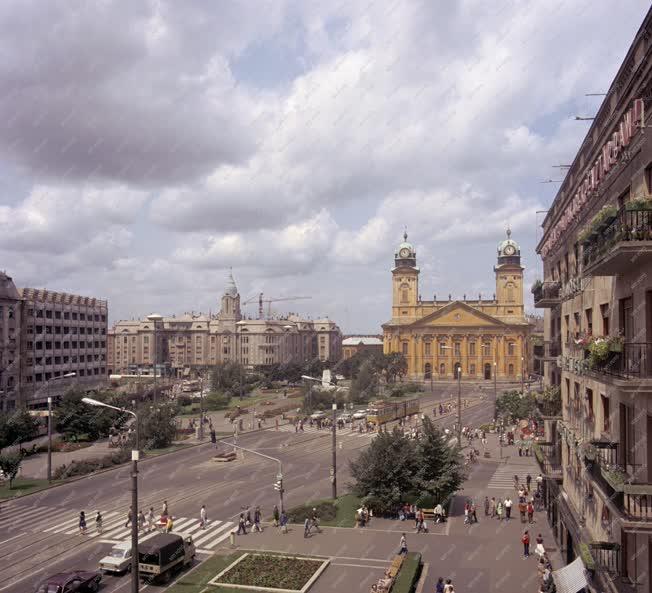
[213,554,325,590]
[0,478,53,501]
[287,493,361,528]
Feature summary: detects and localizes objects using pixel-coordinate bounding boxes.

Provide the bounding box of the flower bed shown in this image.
[209,553,329,592]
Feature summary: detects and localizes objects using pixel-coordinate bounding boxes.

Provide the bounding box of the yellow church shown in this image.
[382,230,530,382]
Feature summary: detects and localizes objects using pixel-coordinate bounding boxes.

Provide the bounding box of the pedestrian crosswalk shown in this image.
[277,424,376,438]
[487,466,520,491]
[0,504,235,555]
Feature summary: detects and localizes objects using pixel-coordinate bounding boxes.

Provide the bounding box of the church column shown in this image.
[462,334,469,375]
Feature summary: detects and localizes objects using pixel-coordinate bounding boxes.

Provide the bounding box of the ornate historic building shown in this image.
[382,231,530,382]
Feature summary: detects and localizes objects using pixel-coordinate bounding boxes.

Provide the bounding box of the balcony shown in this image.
[586,342,652,381]
[532,280,561,308]
[537,340,561,361]
[583,205,652,276]
[533,441,562,480]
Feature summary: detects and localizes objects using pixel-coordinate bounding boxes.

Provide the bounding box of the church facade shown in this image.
[382,231,531,382]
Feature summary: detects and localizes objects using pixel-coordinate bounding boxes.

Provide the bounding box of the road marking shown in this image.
[63,511,119,535]
[0,532,26,545]
[193,521,234,547]
[331,562,387,569]
[194,527,233,549]
[0,506,55,528]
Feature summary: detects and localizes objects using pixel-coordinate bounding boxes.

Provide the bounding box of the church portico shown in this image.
[382,231,531,383]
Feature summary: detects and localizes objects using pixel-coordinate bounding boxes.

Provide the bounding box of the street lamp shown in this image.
[521,356,525,396]
[456,366,462,448]
[146,314,163,403]
[302,374,342,499]
[43,372,76,483]
[83,397,139,593]
[493,361,497,420]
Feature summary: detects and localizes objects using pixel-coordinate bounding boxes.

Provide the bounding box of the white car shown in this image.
[310,411,327,420]
[99,542,132,574]
[352,410,367,420]
[338,413,352,423]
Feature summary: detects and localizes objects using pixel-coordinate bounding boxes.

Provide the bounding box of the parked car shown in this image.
[99,541,132,574]
[352,410,367,420]
[337,412,352,423]
[34,570,102,593]
[310,411,327,420]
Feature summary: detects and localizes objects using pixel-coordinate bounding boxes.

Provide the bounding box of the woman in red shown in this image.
[522,530,530,558]
[527,501,535,524]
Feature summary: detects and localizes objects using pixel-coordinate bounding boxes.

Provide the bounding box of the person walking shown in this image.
[304,517,311,538]
[162,500,169,517]
[166,515,174,533]
[279,510,288,533]
[490,497,496,518]
[496,500,503,521]
[210,428,217,448]
[399,533,408,555]
[535,533,545,558]
[125,506,133,529]
[526,473,532,491]
[147,507,155,532]
[443,578,454,593]
[273,505,280,527]
[95,511,103,534]
[200,505,207,529]
[436,577,445,593]
[522,530,530,558]
[245,507,252,528]
[514,475,519,491]
[471,502,478,524]
[484,496,490,517]
[463,501,470,525]
[505,497,512,521]
[79,511,87,535]
[237,513,247,535]
[519,500,527,523]
[527,500,535,524]
[253,507,262,533]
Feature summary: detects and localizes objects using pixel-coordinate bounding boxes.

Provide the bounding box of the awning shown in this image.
[552,557,589,593]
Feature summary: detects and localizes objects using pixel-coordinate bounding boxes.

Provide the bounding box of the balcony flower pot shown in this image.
[625,198,652,211]
[600,465,626,492]
[608,337,623,353]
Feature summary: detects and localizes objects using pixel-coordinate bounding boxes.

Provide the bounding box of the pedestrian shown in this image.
[535,533,545,558]
[514,475,519,491]
[166,515,174,533]
[210,428,217,448]
[200,505,207,529]
[526,473,532,490]
[436,577,445,593]
[147,507,155,532]
[95,511,103,534]
[505,497,512,521]
[471,502,478,524]
[237,513,247,535]
[304,517,311,538]
[162,500,169,517]
[527,501,535,524]
[443,578,454,593]
[138,510,146,531]
[79,511,87,535]
[245,508,252,527]
[518,446,522,457]
[519,500,527,523]
[399,533,408,555]
[463,501,470,524]
[496,500,503,521]
[125,506,133,528]
[522,530,530,558]
[253,507,262,533]
[484,496,490,516]
[273,505,280,527]
[279,510,288,533]
[536,473,544,491]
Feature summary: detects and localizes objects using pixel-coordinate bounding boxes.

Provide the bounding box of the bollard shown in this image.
[230,531,236,548]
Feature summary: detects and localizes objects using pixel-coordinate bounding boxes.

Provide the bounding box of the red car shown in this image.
[34,570,102,593]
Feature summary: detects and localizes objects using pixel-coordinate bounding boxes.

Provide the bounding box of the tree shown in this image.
[55,389,125,441]
[496,390,536,421]
[0,452,23,488]
[204,391,232,411]
[349,428,420,514]
[349,359,378,404]
[378,353,408,383]
[138,403,177,450]
[0,410,39,451]
[210,362,254,397]
[334,349,385,380]
[416,417,466,504]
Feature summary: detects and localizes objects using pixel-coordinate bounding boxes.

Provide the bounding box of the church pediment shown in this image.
[408,301,507,328]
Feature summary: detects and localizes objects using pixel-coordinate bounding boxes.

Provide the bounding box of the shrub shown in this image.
[204,391,232,411]
[52,447,132,479]
[389,383,423,397]
[287,500,337,523]
[176,395,194,407]
[392,552,422,593]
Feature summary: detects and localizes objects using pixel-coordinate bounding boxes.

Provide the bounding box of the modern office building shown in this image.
[382,231,531,382]
[534,8,652,590]
[107,272,342,375]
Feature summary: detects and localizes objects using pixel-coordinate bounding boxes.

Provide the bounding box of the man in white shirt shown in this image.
[504,497,513,521]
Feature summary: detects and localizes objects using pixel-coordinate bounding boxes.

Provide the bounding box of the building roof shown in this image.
[342,337,383,346]
[0,272,20,300]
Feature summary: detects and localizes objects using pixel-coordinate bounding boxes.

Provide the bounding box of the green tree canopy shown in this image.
[349,359,378,404]
[496,390,536,421]
[138,403,177,450]
[209,362,254,397]
[55,389,126,441]
[0,410,39,450]
[0,451,22,488]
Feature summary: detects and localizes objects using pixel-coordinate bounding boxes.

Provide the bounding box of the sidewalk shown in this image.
[17,440,113,480]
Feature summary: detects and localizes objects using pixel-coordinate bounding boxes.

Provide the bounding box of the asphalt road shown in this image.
[0,382,515,593]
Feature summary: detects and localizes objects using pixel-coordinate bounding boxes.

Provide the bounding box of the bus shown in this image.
[366,398,419,426]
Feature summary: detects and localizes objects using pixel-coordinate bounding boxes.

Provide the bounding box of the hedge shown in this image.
[52,448,132,479]
[392,552,422,593]
[287,500,338,523]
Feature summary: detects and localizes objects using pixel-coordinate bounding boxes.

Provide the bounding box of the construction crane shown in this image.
[242,293,312,320]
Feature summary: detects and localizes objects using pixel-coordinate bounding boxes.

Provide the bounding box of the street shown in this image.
[0,384,502,593]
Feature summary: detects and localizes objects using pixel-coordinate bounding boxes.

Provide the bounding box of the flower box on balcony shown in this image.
[625,199,652,211]
[600,465,626,492]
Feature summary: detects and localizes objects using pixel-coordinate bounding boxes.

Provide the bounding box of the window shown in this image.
[425,342,431,356]
[439,363,445,375]
[508,363,514,376]
[72,312,77,320]
[586,388,594,420]
[600,304,610,335]
[508,342,515,356]
[470,364,476,375]
[469,341,476,356]
[439,342,447,356]
[601,395,610,432]
[585,308,593,336]
[80,313,85,321]
[64,312,70,320]
[646,162,652,195]
[564,315,570,343]
[55,311,61,319]
[482,342,491,356]
[573,312,581,338]
[507,283,515,302]
[402,342,408,355]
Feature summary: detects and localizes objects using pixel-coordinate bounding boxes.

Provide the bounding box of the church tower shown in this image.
[494,229,524,318]
[218,269,242,322]
[392,231,420,321]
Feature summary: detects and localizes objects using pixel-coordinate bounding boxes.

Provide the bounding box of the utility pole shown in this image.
[198,371,204,440]
[47,396,52,483]
[331,399,337,499]
[457,367,462,448]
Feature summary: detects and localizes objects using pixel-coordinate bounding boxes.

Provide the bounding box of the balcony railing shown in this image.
[583,206,652,276]
[533,441,562,479]
[587,342,652,380]
[532,281,561,308]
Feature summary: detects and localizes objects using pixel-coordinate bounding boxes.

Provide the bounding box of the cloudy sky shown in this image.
[0,1,649,333]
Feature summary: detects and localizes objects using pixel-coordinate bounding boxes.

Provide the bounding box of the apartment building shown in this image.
[20,288,108,408]
[107,273,342,375]
[534,10,652,591]
[0,272,21,411]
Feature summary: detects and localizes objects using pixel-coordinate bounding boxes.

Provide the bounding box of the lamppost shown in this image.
[493,361,497,420]
[302,374,342,499]
[456,366,462,448]
[41,372,76,483]
[521,356,525,396]
[83,396,139,593]
[196,368,206,441]
[146,314,163,403]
